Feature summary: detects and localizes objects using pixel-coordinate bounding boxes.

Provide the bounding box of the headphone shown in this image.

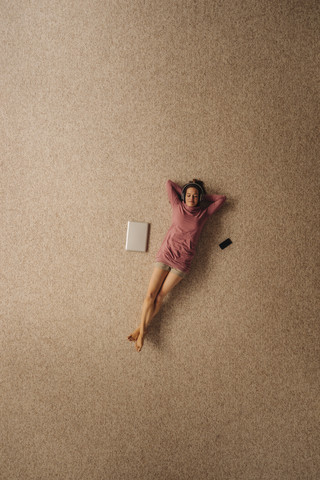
[181,182,205,203]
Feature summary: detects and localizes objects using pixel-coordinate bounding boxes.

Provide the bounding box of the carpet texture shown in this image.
[1,1,319,479]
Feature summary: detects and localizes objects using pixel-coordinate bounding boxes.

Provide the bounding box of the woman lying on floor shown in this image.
[128,178,226,352]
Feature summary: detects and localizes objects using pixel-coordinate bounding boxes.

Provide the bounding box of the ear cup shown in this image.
[181,183,204,203]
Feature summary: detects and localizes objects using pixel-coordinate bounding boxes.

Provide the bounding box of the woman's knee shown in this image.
[145,268,169,301]
[145,291,157,302]
[155,291,166,304]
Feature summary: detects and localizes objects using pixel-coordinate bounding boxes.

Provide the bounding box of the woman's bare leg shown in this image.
[129,271,184,342]
[150,270,184,324]
[135,271,184,351]
[127,295,163,342]
[128,267,168,348]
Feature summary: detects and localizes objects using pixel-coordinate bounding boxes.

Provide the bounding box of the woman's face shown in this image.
[185,187,199,206]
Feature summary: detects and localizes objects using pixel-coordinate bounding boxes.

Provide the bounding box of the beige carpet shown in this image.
[1,1,319,479]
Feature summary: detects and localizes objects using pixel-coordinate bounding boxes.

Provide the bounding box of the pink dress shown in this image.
[155,180,227,273]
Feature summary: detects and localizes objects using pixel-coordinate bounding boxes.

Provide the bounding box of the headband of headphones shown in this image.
[181,182,205,203]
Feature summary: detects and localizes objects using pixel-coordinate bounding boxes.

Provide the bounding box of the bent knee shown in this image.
[145,291,158,301]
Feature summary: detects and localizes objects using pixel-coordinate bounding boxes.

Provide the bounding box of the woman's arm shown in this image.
[204,193,227,216]
[166,180,182,206]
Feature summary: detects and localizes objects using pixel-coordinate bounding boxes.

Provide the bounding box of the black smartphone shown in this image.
[219,238,232,249]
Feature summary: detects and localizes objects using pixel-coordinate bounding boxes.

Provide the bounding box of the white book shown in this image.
[125,221,149,252]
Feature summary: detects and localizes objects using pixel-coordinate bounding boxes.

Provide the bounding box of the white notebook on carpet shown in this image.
[125,221,149,252]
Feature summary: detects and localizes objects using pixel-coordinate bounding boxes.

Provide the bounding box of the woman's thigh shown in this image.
[157,270,184,297]
[146,266,169,298]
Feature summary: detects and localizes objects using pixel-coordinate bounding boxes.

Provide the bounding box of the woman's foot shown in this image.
[135,333,144,352]
[127,327,140,342]
[128,326,149,342]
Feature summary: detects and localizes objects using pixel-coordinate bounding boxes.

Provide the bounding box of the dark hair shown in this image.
[181,178,207,204]
[190,178,207,196]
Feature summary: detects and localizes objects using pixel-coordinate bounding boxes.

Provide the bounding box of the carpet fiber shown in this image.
[1,1,319,479]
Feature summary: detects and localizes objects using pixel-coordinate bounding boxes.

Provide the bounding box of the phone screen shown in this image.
[219,238,232,249]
